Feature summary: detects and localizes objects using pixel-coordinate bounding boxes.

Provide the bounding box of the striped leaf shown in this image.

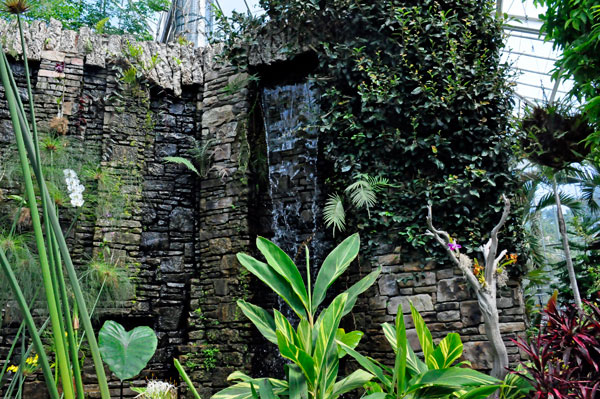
[257,237,309,313]
[336,329,363,358]
[393,304,407,394]
[336,341,392,390]
[314,294,347,372]
[287,364,308,399]
[312,234,359,313]
[237,253,306,318]
[258,380,280,399]
[276,330,316,384]
[211,374,288,399]
[237,300,277,345]
[382,322,427,375]
[297,318,312,354]
[274,310,301,348]
[410,303,434,367]
[333,369,374,398]
[339,267,381,316]
[429,333,463,369]
[407,368,501,391]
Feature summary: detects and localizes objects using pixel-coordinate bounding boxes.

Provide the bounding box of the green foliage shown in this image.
[20,0,170,40]
[216,0,522,269]
[163,156,200,176]
[323,194,345,237]
[213,234,381,399]
[533,0,600,158]
[98,320,157,381]
[338,303,502,399]
[174,359,202,399]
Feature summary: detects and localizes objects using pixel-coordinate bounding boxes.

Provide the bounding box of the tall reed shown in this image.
[0,6,110,398]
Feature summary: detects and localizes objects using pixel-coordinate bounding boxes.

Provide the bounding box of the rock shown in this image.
[169,208,194,232]
[462,341,494,369]
[387,294,434,314]
[160,256,184,273]
[141,232,169,251]
[437,277,470,302]
[378,274,399,296]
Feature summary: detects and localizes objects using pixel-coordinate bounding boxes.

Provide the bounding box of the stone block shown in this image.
[437,310,460,322]
[141,232,169,251]
[437,277,470,302]
[204,105,234,127]
[462,341,494,370]
[378,274,399,296]
[160,256,184,273]
[387,294,433,315]
[169,207,194,232]
[460,300,482,327]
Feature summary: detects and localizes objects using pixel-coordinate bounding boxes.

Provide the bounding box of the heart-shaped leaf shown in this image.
[98,320,157,381]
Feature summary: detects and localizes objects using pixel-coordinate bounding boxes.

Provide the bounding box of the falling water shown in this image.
[254,81,324,377]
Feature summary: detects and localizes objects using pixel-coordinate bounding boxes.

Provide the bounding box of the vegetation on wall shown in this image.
[216,0,522,270]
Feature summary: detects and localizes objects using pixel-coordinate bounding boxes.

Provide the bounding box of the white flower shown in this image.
[136,380,176,399]
[63,169,85,208]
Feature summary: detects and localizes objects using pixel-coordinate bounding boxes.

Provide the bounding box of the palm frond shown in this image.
[532,191,584,215]
[345,179,376,217]
[324,194,346,237]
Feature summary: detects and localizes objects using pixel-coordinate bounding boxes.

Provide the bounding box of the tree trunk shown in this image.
[552,176,582,308]
[476,291,508,381]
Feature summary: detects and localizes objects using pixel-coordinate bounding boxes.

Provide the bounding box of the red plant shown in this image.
[513,293,600,399]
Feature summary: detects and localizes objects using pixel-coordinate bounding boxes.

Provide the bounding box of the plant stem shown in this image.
[0,248,60,399]
[0,49,75,399]
[552,175,582,308]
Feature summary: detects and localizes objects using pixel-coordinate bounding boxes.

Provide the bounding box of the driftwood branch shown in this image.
[426,197,512,381]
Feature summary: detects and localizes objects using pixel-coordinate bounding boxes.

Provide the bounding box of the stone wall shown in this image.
[0,19,527,399]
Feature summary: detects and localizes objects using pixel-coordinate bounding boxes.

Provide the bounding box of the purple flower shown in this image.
[448,242,461,251]
[55,62,65,73]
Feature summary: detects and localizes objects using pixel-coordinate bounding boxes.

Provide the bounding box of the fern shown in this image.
[324,194,346,237]
[345,174,390,217]
[163,156,199,176]
[189,138,217,177]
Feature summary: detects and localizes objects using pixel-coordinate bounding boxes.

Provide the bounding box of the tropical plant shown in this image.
[197,234,380,399]
[497,365,533,399]
[0,6,111,398]
[98,320,158,398]
[131,380,176,399]
[513,293,600,398]
[337,303,502,399]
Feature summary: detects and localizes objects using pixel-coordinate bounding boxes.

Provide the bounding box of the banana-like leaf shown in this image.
[429,333,463,369]
[407,368,500,391]
[287,364,308,399]
[274,310,302,348]
[276,330,316,384]
[257,237,309,312]
[410,303,434,367]
[259,380,280,399]
[237,253,306,318]
[333,369,374,398]
[212,377,288,399]
[339,267,381,316]
[314,294,347,372]
[336,341,391,389]
[297,318,312,354]
[237,300,277,345]
[336,329,363,358]
[393,304,407,394]
[456,385,503,399]
[98,320,157,381]
[312,234,360,313]
[382,322,427,374]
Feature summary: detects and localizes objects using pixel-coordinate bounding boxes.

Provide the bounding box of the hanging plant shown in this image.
[520,103,593,169]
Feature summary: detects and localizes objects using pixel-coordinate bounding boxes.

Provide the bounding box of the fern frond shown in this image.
[324,194,346,237]
[345,178,376,217]
[163,156,199,176]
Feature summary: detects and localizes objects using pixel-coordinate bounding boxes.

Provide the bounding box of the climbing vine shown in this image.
[215,0,525,273]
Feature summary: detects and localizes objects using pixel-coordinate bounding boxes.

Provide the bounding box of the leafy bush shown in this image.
[513,293,600,397]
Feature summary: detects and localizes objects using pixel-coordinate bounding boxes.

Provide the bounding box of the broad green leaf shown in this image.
[336,341,391,389]
[237,253,306,318]
[276,330,316,384]
[321,350,340,398]
[333,369,373,397]
[382,322,427,374]
[314,294,347,372]
[339,267,381,316]
[237,300,277,345]
[362,393,387,399]
[98,320,157,381]
[312,234,360,312]
[429,333,463,369]
[407,368,500,390]
[257,237,309,312]
[456,385,503,399]
[287,364,308,399]
[393,305,407,394]
[212,379,288,399]
[274,310,301,348]
[297,318,312,353]
[259,380,280,399]
[336,329,363,358]
[410,303,434,367]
